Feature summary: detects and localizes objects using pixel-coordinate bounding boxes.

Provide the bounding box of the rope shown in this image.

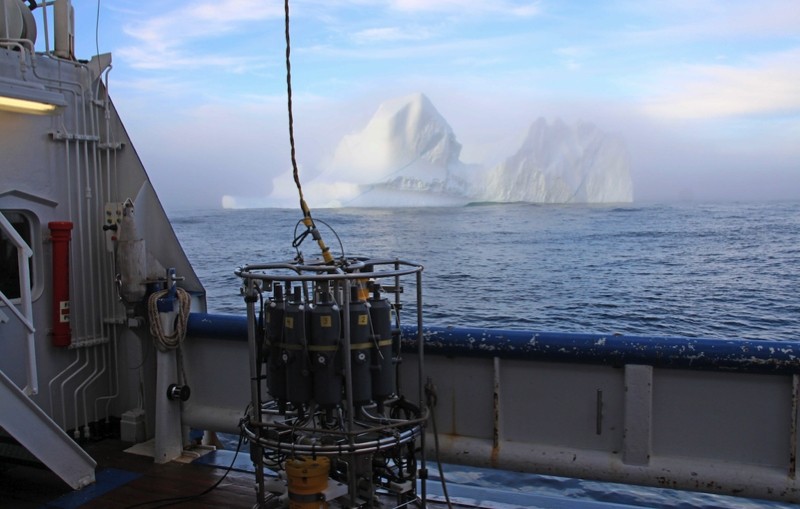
[284,0,304,212]
[284,0,335,264]
[147,288,191,352]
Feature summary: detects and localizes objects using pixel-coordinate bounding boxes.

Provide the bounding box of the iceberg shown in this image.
[480,118,633,203]
[315,93,477,206]
[257,93,633,209]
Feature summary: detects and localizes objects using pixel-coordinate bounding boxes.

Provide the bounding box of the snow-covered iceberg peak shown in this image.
[367,92,461,168]
[327,93,471,197]
[480,118,633,203]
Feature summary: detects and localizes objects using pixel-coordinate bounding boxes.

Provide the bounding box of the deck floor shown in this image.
[7,437,780,509]
[0,439,260,508]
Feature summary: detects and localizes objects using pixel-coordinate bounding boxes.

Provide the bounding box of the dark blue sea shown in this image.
[169,200,800,509]
[171,200,800,341]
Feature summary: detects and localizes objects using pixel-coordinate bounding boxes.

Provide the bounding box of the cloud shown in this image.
[303,31,529,67]
[618,0,800,41]
[116,46,262,72]
[641,48,800,119]
[701,1,800,38]
[117,0,282,70]
[389,0,540,16]
[111,76,187,94]
[554,46,591,71]
[351,26,434,44]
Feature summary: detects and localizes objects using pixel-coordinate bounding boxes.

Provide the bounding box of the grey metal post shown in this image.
[342,278,359,505]
[244,276,265,507]
[417,269,426,508]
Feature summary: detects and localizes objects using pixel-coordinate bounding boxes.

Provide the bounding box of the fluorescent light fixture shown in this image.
[0,79,67,115]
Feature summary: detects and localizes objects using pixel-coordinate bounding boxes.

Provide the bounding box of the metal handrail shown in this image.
[0,211,37,395]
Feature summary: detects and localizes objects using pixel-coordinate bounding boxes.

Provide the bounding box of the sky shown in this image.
[50,0,800,209]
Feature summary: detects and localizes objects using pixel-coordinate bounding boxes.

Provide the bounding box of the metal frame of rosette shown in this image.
[235,257,427,508]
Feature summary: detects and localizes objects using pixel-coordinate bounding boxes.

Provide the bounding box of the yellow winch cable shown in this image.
[284,0,334,264]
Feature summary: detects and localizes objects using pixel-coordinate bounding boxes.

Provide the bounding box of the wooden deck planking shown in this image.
[80,465,257,508]
[0,439,260,509]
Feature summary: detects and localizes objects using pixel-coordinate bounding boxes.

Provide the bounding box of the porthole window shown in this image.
[0,211,34,301]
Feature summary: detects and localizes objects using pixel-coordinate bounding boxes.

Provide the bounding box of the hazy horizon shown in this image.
[55,0,799,210]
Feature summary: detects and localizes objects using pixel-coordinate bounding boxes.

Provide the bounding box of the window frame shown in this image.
[0,209,40,304]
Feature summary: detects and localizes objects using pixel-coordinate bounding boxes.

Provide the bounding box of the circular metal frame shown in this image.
[236,257,424,282]
[237,255,427,508]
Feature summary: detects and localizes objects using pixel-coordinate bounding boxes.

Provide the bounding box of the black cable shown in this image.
[292,217,346,261]
[425,378,453,509]
[292,220,311,251]
[124,427,246,509]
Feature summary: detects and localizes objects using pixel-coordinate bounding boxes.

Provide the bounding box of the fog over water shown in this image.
[62,1,799,211]
[223,94,635,209]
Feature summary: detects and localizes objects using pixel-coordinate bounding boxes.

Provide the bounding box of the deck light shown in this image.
[0,79,66,114]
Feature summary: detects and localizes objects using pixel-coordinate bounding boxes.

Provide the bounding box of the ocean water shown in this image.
[170,200,800,341]
[169,200,800,508]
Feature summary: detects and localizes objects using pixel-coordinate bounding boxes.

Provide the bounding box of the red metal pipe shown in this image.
[49,221,73,347]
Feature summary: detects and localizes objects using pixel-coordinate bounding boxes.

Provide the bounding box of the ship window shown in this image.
[0,211,33,301]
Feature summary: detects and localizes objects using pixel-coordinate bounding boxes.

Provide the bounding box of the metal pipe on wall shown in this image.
[94,86,122,419]
[94,331,119,423]
[58,348,88,434]
[73,346,99,436]
[48,350,81,428]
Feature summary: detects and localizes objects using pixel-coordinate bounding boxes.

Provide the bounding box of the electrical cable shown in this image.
[425,378,453,509]
[292,216,346,262]
[123,426,246,509]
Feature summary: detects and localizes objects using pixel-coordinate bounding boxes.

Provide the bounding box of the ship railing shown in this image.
[184,312,800,504]
[0,210,37,395]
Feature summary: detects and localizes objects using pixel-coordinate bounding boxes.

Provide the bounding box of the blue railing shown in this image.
[187,313,800,374]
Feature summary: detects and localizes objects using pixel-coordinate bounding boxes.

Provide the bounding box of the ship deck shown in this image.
[0,439,256,509]
[0,437,789,509]
[0,436,628,509]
